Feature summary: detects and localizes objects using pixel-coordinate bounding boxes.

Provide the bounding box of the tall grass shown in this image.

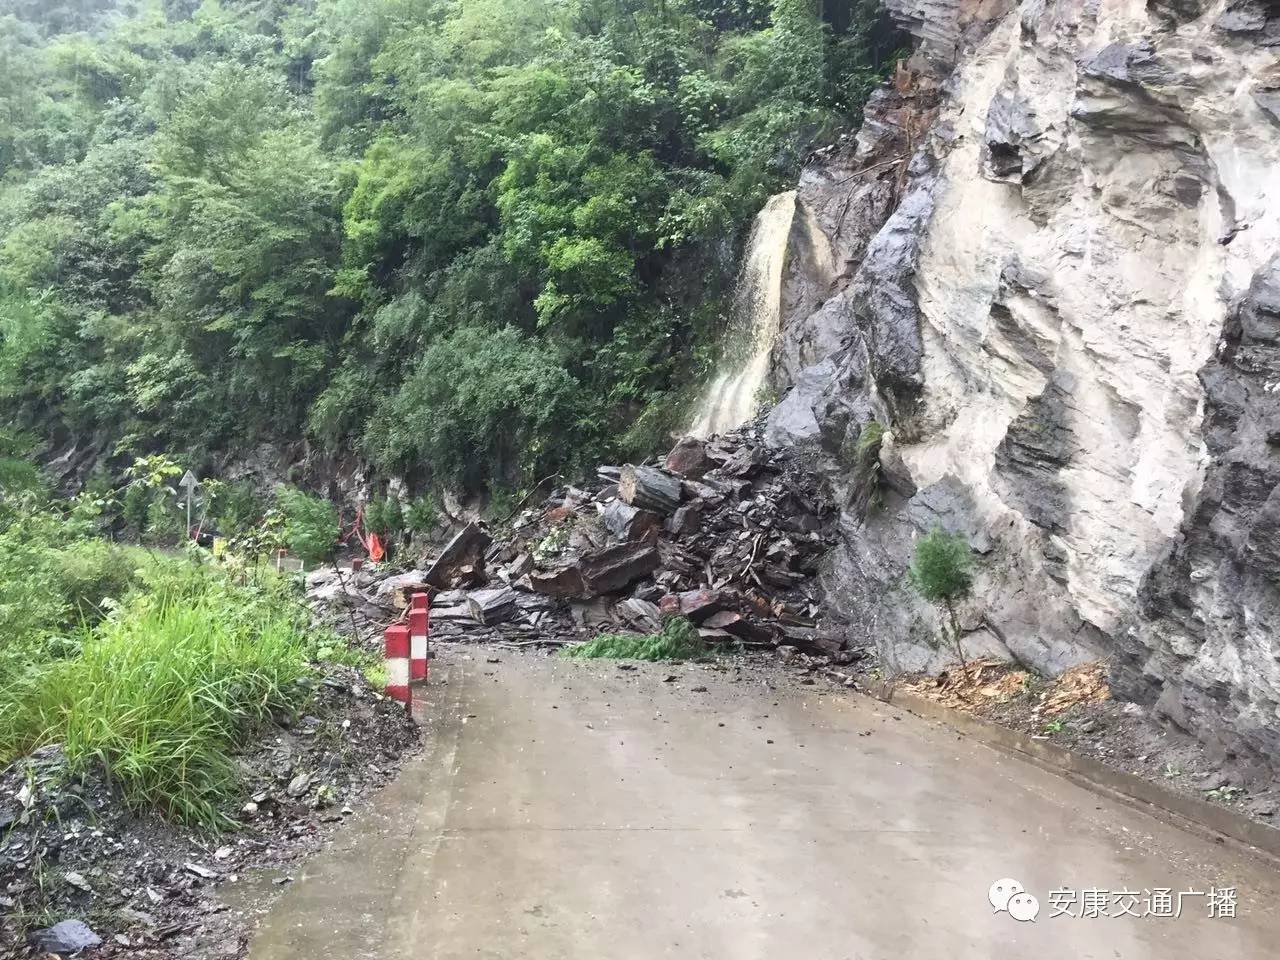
[0,561,313,827]
[0,514,144,686]
[564,617,706,662]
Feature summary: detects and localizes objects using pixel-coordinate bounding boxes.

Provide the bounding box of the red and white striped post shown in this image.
[384,624,411,715]
[409,592,429,682]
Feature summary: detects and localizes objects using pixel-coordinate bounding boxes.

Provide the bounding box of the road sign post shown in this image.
[179,470,198,538]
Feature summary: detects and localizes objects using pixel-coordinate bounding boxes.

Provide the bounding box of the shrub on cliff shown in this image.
[908,528,973,670]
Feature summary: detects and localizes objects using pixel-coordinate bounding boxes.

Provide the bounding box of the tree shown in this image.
[0,0,900,496]
[366,324,586,491]
[907,528,973,673]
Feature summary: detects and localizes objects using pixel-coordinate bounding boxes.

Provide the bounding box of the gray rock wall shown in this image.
[767,0,1280,767]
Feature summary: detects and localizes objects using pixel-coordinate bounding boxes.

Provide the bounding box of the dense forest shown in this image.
[0,0,898,500]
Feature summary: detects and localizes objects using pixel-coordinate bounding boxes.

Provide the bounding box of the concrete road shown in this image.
[243,651,1280,959]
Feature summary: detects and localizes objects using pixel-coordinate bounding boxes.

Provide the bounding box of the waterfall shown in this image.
[688,190,797,439]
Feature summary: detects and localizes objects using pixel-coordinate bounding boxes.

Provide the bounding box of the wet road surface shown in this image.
[243,650,1280,959]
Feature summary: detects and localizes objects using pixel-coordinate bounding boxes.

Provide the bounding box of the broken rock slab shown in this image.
[503,552,533,580]
[658,588,740,623]
[528,542,661,600]
[702,610,775,644]
[466,587,519,626]
[307,577,352,605]
[665,504,702,537]
[423,522,492,588]
[618,464,683,515]
[375,571,429,604]
[305,567,341,591]
[601,500,663,542]
[580,541,661,595]
[529,565,588,599]
[429,603,473,622]
[408,426,836,662]
[664,437,716,479]
[615,597,663,632]
[719,443,774,479]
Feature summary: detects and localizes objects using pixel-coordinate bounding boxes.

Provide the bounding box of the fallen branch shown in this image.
[831,153,908,185]
[500,473,563,524]
[332,564,362,641]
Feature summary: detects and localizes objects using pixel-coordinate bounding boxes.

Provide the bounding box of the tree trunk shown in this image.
[944,598,967,678]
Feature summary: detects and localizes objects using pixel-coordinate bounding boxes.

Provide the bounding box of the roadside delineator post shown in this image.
[409,592,429,682]
[384,624,411,715]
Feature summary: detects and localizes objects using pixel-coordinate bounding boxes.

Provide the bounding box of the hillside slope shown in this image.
[0,0,898,498]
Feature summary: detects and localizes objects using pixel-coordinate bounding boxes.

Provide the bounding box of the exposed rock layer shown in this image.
[767,0,1280,770]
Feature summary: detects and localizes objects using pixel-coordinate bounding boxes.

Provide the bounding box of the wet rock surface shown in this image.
[0,669,418,957]
[1129,255,1280,769]
[765,0,1280,777]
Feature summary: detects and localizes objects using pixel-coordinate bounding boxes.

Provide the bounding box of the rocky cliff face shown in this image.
[767,0,1280,770]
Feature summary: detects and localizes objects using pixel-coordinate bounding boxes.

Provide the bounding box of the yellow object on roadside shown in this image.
[212,537,228,558]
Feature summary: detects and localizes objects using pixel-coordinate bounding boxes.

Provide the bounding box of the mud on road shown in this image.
[234,649,1280,960]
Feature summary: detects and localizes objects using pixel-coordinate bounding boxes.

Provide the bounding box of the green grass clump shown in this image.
[0,561,315,827]
[564,617,705,662]
[276,486,339,566]
[856,420,884,465]
[0,514,143,664]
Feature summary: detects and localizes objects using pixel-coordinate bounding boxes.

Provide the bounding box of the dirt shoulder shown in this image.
[879,658,1280,841]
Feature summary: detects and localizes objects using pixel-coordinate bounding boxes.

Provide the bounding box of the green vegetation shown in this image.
[0,429,42,512]
[276,486,338,565]
[0,513,142,685]
[201,478,265,539]
[533,521,572,564]
[0,0,908,829]
[365,494,404,539]
[907,527,973,670]
[852,419,885,511]
[119,453,184,540]
[0,560,317,826]
[856,420,884,466]
[0,458,371,828]
[1205,784,1244,804]
[0,0,901,496]
[403,495,439,537]
[565,617,706,661]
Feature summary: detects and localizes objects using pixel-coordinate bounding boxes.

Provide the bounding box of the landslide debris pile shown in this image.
[310,428,851,660]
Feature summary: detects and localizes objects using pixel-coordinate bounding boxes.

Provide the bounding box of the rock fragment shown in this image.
[32,920,102,955]
[618,464,683,515]
[423,522,492,588]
